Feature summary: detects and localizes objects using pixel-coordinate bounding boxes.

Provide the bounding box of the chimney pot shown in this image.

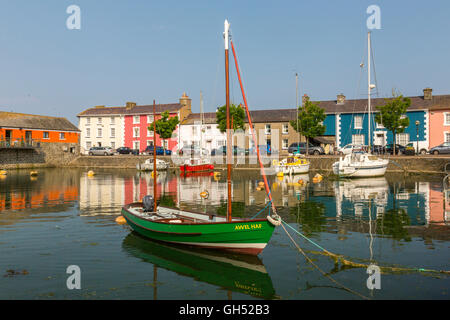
[337,94,346,105]
[126,102,136,110]
[423,88,432,100]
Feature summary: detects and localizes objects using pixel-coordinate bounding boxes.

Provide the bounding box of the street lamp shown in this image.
[415,120,420,155]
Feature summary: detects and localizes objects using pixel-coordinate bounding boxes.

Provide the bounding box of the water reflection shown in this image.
[122,233,277,299]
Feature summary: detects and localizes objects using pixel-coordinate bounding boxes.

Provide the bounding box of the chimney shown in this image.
[302,94,310,106]
[423,88,432,100]
[126,102,136,110]
[337,94,346,105]
[179,92,192,110]
[94,105,105,109]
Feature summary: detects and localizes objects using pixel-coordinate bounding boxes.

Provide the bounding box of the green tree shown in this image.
[216,104,245,133]
[374,95,411,155]
[290,100,326,155]
[148,111,180,154]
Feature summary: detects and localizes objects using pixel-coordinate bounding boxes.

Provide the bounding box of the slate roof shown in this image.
[78,103,184,117]
[0,112,80,132]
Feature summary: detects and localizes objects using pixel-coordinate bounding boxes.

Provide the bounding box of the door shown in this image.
[374,133,386,146]
[25,131,32,145]
[5,130,12,146]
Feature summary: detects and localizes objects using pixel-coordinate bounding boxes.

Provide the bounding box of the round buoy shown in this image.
[258,181,265,188]
[30,171,38,176]
[298,179,304,185]
[200,190,209,199]
[0,170,7,176]
[115,216,127,225]
[87,170,95,177]
[276,171,284,177]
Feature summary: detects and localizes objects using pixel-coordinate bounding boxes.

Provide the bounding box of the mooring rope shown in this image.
[279,221,370,300]
[281,220,450,276]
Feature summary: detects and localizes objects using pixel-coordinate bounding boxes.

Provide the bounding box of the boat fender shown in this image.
[142,195,154,212]
[267,214,281,226]
[272,159,279,166]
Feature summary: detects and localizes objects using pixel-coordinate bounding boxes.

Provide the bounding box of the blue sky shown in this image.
[0,0,449,124]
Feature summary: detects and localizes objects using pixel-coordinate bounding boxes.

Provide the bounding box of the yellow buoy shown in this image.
[87,170,95,177]
[276,171,284,177]
[30,171,38,176]
[151,171,157,178]
[258,181,265,188]
[115,216,127,225]
[200,190,209,199]
[0,170,7,175]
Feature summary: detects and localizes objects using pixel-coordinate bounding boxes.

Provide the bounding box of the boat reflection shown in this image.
[121,233,277,299]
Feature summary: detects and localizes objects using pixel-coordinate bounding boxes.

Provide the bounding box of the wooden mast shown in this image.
[224,19,232,222]
[153,100,157,211]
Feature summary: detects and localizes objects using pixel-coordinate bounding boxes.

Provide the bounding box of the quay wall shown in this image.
[66,155,450,174]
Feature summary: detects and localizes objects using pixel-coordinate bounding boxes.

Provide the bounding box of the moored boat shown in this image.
[179,158,214,172]
[332,152,388,178]
[137,158,169,171]
[275,154,310,175]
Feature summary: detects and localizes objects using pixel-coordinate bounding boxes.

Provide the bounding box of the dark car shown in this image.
[211,146,246,156]
[429,142,450,155]
[116,147,133,154]
[384,144,405,155]
[143,146,171,156]
[288,142,324,155]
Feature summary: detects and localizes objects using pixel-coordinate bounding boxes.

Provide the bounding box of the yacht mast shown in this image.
[368,31,371,152]
[224,19,232,222]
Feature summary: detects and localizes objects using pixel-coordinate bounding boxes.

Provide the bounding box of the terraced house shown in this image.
[78,93,192,154]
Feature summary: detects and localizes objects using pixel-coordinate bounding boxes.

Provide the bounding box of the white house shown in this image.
[77,106,125,154]
[179,112,226,153]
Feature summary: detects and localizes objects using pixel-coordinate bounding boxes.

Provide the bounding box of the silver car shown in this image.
[88,146,115,156]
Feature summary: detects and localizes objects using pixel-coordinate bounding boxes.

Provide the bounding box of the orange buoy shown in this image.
[115,216,127,225]
[258,181,265,188]
[200,190,209,199]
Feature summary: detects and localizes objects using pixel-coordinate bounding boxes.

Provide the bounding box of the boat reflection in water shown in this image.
[122,233,277,299]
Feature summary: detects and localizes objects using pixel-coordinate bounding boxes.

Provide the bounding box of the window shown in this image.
[86,118,91,125]
[60,132,65,140]
[111,142,115,149]
[163,140,169,149]
[147,128,154,137]
[354,116,363,129]
[86,141,91,149]
[352,134,364,145]
[43,132,49,139]
[133,116,140,124]
[110,117,115,124]
[265,124,271,135]
[147,115,154,123]
[97,128,102,138]
[217,140,225,146]
[133,141,140,150]
[192,126,197,136]
[445,113,450,126]
[376,122,385,129]
[133,127,140,138]
[86,128,90,138]
[282,139,289,149]
[110,128,115,138]
[97,118,102,124]
[147,140,154,147]
[396,133,409,146]
[282,124,289,134]
[445,132,450,143]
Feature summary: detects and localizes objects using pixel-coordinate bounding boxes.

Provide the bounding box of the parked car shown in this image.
[371,145,386,154]
[384,144,406,155]
[211,146,246,156]
[143,146,172,156]
[178,145,208,157]
[288,142,324,155]
[404,143,416,156]
[88,146,115,156]
[116,147,134,154]
[429,142,450,155]
[338,144,367,155]
[246,145,278,156]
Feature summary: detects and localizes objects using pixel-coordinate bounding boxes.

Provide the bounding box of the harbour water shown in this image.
[0,168,449,299]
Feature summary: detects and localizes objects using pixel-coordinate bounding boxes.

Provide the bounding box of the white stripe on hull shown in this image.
[164,241,267,250]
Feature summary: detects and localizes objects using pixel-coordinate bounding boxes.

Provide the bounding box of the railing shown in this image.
[0,138,41,149]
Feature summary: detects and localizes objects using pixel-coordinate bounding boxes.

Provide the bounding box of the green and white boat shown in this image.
[122,20,281,255]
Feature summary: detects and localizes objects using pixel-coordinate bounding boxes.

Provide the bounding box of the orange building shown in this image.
[0,111,79,146]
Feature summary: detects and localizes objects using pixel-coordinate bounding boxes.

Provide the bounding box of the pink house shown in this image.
[123,94,192,152]
[426,89,450,148]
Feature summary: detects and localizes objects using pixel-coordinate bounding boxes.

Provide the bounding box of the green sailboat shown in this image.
[121,19,281,255]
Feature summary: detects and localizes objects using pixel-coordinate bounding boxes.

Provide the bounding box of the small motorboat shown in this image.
[137,158,169,171]
[275,154,310,175]
[332,152,388,178]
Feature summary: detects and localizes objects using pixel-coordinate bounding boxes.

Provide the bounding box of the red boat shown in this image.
[180,159,214,172]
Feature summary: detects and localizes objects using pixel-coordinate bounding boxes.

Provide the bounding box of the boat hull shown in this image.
[121,205,275,255]
[277,164,310,175]
[332,162,388,178]
[180,164,214,172]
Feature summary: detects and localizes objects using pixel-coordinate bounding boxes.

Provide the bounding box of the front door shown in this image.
[25,131,32,144]
[374,132,386,146]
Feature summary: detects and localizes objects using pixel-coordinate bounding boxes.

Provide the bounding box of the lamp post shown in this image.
[415,120,420,155]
